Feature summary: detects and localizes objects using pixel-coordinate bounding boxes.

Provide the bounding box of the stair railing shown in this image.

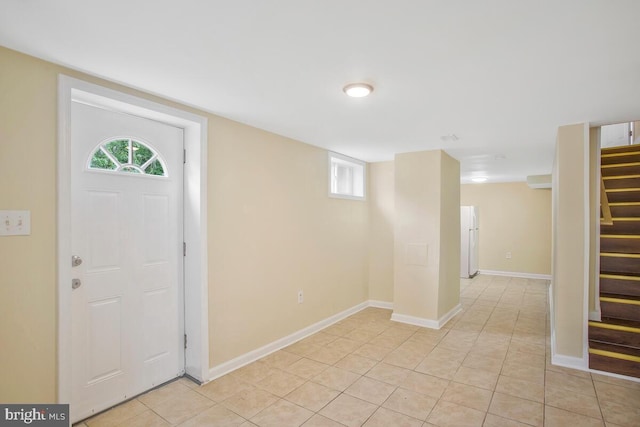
[601,175,613,225]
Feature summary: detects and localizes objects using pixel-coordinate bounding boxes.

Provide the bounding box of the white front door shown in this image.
[70,101,184,420]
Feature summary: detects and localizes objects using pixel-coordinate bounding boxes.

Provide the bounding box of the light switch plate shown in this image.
[0,210,31,236]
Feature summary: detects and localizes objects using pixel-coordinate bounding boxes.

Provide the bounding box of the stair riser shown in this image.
[600,301,640,322]
[610,205,640,216]
[589,327,640,348]
[607,192,640,203]
[603,177,640,189]
[600,238,640,254]
[601,221,640,234]
[589,353,640,378]
[602,165,640,177]
[600,256,640,274]
[602,153,640,165]
[590,340,640,359]
[600,278,640,297]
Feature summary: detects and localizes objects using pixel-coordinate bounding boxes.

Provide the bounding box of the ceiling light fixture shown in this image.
[471,176,488,183]
[343,83,373,98]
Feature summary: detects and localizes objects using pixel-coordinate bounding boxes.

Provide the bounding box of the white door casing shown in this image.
[70,102,183,419]
[58,76,209,423]
[470,207,479,275]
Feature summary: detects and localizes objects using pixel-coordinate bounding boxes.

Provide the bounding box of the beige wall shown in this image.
[0,47,59,403]
[460,182,552,275]
[0,46,370,402]
[552,123,589,359]
[393,150,460,321]
[208,117,369,365]
[438,152,461,316]
[368,161,395,302]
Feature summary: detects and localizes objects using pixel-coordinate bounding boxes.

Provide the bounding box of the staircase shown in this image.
[589,144,640,378]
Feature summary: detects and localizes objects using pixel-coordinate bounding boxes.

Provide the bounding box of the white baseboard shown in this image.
[551,353,589,371]
[368,300,393,310]
[391,303,462,330]
[548,285,589,372]
[391,313,439,329]
[479,270,552,280]
[208,300,383,382]
[439,303,463,327]
[589,310,601,322]
[549,284,558,363]
[589,368,640,383]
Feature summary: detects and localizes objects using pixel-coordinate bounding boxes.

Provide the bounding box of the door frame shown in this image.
[57,75,209,412]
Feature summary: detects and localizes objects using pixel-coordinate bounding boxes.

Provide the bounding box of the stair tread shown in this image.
[603,218,640,221]
[589,341,640,357]
[602,161,640,167]
[603,174,640,179]
[602,145,640,155]
[600,252,640,256]
[591,318,640,329]
[600,293,640,302]
[600,272,640,279]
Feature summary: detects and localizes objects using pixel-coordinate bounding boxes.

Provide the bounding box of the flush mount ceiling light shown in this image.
[471,176,488,183]
[343,83,373,98]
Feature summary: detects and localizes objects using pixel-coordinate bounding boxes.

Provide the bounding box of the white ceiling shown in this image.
[2,0,639,183]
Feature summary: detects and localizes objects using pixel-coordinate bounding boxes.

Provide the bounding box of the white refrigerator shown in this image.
[460,206,479,278]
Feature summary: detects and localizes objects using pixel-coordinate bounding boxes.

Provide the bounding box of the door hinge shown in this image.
[183,242,186,257]
[183,149,186,164]
[184,333,187,349]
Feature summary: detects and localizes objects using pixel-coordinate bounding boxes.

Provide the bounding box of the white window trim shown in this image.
[328,151,367,201]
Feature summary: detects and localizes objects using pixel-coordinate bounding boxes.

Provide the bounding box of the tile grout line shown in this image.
[83,275,640,426]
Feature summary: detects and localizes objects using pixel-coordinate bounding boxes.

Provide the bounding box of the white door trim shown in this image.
[57,75,209,411]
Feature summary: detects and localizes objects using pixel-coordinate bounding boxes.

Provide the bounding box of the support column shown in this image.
[551,123,589,369]
[392,150,461,328]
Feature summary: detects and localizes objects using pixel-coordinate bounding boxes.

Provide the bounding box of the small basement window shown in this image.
[329,152,366,200]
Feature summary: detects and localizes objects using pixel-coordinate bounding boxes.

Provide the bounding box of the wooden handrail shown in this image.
[601,175,613,225]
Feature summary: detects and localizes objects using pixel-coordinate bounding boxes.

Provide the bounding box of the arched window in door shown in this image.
[88,138,167,176]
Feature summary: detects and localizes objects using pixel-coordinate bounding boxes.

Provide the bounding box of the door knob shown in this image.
[71,255,83,267]
[72,279,82,290]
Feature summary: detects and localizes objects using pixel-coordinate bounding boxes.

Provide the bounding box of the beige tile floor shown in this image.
[75,275,640,426]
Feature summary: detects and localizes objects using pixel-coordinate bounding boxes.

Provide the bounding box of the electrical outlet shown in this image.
[506,251,512,259]
[297,290,303,304]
